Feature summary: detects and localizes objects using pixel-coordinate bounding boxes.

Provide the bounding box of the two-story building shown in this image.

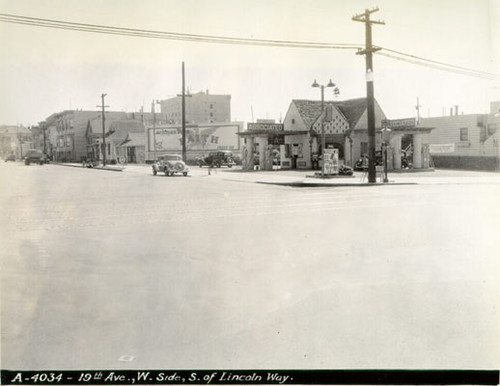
[421,102,500,170]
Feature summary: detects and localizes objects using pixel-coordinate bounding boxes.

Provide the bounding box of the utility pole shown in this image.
[97,93,109,166]
[177,62,192,162]
[353,7,384,183]
[181,62,187,162]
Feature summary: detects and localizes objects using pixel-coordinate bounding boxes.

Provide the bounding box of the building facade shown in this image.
[0,125,32,159]
[159,91,231,124]
[421,102,500,170]
[44,110,147,162]
[145,121,243,162]
[239,97,434,172]
[85,117,146,164]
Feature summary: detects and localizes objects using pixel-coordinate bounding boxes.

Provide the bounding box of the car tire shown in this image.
[227,164,232,168]
[183,172,188,176]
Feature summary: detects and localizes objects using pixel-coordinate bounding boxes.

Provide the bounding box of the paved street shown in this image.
[1,162,499,370]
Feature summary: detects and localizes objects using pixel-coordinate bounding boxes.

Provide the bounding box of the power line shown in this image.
[0,12,495,80]
[377,51,495,80]
[378,47,494,79]
[0,13,361,50]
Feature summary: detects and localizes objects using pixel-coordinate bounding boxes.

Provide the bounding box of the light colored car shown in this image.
[152,154,189,176]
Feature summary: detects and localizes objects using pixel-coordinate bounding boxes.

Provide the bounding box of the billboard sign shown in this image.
[148,123,242,152]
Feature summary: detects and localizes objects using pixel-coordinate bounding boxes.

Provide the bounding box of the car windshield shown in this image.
[163,155,182,161]
[26,150,43,156]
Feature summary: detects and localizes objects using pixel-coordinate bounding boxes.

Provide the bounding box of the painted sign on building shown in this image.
[382,118,416,129]
[247,123,284,132]
[147,123,242,152]
[429,143,456,153]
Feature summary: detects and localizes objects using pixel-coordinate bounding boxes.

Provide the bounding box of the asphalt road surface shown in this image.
[1,162,499,370]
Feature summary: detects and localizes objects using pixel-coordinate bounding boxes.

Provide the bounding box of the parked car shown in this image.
[198,151,235,168]
[338,164,354,176]
[152,154,189,176]
[4,154,15,162]
[23,149,48,165]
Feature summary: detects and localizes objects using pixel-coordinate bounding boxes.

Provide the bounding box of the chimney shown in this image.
[455,105,459,116]
[450,108,453,116]
[206,89,209,95]
[490,101,500,115]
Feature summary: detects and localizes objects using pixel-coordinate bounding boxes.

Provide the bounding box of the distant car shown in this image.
[23,149,48,165]
[152,154,189,176]
[4,154,15,162]
[198,151,236,168]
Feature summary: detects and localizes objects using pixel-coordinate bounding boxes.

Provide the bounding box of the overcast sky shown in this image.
[0,0,499,126]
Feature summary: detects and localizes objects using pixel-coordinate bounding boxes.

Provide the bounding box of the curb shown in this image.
[52,163,124,172]
[255,181,418,187]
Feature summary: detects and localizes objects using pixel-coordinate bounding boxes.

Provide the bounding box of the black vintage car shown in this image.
[198,151,236,168]
[23,149,49,165]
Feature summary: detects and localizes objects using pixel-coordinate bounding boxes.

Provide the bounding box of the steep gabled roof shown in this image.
[291,100,324,129]
[291,97,369,130]
[334,98,367,128]
[107,120,145,142]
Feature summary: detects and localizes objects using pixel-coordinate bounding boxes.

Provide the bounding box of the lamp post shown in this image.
[381,127,391,183]
[311,79,339,177]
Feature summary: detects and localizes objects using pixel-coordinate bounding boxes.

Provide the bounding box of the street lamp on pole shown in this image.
[311,79,339,177]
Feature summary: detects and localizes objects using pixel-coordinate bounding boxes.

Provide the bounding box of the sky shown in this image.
[0,0,499,127]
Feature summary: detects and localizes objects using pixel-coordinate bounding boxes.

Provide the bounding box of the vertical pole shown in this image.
[365,10,377,183]
[383,143,388,182]
[101,93,107,166]
[353,8,384,184]
[152,100,157,162]
[181,62,186,162]
[321,86,325,177]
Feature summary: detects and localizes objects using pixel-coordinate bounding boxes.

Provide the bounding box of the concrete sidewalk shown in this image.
[53,162,500,187]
